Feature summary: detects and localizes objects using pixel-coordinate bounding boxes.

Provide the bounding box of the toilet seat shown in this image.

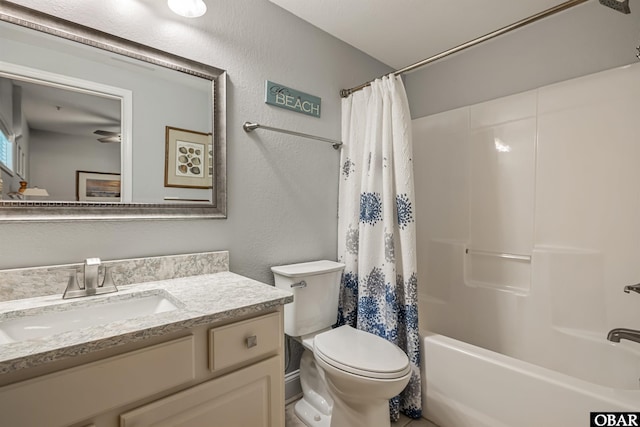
[313,326,410,380]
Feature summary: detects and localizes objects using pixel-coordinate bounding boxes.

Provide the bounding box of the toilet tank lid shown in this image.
[271,260,345,278]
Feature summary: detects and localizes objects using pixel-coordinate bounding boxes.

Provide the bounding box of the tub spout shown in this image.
[607,328,640,344]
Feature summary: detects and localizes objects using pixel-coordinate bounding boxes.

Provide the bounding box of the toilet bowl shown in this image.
[272,260,411,427]
[313,325,411,427]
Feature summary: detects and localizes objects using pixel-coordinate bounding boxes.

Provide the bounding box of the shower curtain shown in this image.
[337,75,421,420]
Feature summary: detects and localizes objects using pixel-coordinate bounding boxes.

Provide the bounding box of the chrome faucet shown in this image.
[83,257,101,292]
[63,258,118,299]
[607,328,640,344]
[623,283,640,294]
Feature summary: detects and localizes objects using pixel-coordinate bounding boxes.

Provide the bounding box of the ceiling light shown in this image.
[168,0,207,18]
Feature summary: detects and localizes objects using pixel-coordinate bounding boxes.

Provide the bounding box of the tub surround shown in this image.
[0,251,230,302]
[413,62,640,374]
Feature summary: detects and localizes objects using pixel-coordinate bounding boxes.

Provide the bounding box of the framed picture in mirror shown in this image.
[164,126,213,189]
[76,171,121,202]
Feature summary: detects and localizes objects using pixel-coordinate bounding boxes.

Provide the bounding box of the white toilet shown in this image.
[272,260,411,427]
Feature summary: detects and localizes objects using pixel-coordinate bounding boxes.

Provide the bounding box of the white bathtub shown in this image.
[420,331,640,427]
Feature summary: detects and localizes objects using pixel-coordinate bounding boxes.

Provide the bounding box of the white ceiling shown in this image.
[14,79,121,138]
[7,78,121,142]
[268,0,581,69]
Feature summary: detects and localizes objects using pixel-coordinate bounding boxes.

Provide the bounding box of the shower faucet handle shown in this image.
[623,283,640,294]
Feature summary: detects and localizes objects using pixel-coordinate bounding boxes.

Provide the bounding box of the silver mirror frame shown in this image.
[0,2,227,222]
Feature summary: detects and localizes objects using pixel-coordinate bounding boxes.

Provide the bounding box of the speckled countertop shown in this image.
[0,272,293,375]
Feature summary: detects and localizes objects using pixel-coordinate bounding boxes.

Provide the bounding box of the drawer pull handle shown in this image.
[246,335,258,348]
[291,280,307,289]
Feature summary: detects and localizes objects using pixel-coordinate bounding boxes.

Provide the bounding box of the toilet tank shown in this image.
[271,260,345,337]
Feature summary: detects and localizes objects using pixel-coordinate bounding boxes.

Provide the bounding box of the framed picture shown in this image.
[165,126,213,189]
[208,143,213,179]
[76,171,121,202]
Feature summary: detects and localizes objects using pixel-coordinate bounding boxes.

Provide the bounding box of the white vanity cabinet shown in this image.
[0,309,285,427]
[120,311,284,427]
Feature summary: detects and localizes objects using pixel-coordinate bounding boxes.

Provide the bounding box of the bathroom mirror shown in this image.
[0,2,227,221]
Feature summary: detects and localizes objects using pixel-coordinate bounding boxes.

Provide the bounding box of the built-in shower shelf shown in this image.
[464,247,532,294]
[465,248,531,262]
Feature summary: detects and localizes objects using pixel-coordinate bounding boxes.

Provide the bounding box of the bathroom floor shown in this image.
[285,400,439,427]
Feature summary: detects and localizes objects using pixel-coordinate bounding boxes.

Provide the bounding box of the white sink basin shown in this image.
[0,291,179,345]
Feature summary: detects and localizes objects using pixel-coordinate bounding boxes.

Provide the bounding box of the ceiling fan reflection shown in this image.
[93,129,121,143]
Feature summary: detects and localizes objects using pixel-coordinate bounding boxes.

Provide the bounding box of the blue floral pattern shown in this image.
[337,271,358,326]
[396,193,414,230]
[337,75,421,421]
[360,192,383,225]
[342,158,355,179]
[346,227,359,255]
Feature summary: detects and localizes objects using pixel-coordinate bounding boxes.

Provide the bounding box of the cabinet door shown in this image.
[120,356,284,427]
[0,336,195,427]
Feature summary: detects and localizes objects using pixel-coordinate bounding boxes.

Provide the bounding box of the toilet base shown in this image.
[329,394,391,427]
[294,398,331,427]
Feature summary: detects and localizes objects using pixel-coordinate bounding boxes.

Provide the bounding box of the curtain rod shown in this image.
[243,121,343,149]
[340,0,589,98]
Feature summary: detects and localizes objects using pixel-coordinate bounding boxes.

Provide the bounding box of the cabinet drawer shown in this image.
[209,311,282,372]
